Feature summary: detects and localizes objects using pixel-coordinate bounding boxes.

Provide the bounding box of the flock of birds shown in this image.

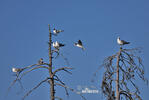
[52,28,85,51]
[52,40,85,51]
[12,28,130,73]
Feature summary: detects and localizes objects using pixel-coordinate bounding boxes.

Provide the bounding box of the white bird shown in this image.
[38,58,44,64]
[12,67,22,73]
[53,28,64,35]
[52,41,65,50]
[117,37,130,45]
[74,40,85,50]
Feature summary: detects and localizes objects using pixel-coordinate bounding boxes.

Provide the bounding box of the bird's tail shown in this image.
[59,44,65,47]
[126,42,130,44]
[59,30,64,32]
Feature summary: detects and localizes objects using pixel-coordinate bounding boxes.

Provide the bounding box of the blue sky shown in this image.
[0,0,149,100]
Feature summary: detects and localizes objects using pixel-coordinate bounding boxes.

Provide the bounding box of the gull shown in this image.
[117,37,130,45]
[74,40,85,50]
[53,28,64,35]
[12,67,22,73]
[38,58,44,64]
[52,41,65,50]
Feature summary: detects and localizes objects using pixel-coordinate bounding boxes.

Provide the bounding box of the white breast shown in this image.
[76,44,83,48]
[53,30,57,34]
[12,68,17,72]
[53,41,59,48]
[117,38,123,45]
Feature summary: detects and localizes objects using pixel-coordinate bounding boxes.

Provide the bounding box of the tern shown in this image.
[53,28,64,35]
[38,58,44,64]
[74,40,85,50]
[117,37,130,45]
[53,41,65,50]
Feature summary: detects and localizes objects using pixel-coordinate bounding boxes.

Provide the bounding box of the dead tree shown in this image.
[100,47,148,100]
[7,24,86,100]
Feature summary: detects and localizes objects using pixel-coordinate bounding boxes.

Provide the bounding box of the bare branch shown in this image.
[22,64,38,70]
[52,50,70,66]
[20,66,48,79]
[100,47,148,100]
[119,90,133,100]
[55,96,63,100]
[22,77,51,100]
[54,82,86,100]
[53,67,73,76]
[52,49,60,58]
[60,53,70,66]
[54,75,69,96]
[5,74,24,98]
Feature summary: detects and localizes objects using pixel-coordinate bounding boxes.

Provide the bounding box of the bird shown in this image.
[74,40,85,50]
[53,28,64,35]
[12,67,22,73]
[117,37,130,45]
[38,58,44,64]
[52,41,65,50]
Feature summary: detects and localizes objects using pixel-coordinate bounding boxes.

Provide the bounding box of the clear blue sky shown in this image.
[0,0,149,100]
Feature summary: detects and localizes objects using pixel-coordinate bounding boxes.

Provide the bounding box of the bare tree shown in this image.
[7,24,86,100]
[97,47,148,100]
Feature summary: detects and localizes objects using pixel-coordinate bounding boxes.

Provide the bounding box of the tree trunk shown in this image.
[116,48,122,100]
[48,24,55,100]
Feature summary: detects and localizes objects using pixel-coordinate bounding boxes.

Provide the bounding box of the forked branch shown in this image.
[22,77,51,100]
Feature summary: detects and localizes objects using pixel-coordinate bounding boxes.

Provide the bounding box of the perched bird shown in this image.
[74,40,85,50]
[12,67,22,73]
[53,28,64,35]
[52,41,65,50]
[117,37,130,45]
[38,58,44,64]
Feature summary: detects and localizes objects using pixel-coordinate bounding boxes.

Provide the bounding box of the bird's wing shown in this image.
[78,40,82,45]
[59,43,65,46]
[121,40,130,44]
